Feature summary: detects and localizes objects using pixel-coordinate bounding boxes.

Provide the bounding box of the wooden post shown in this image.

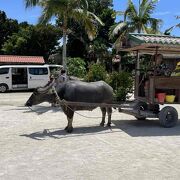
[135,50,140,97]
[150,46,159,104]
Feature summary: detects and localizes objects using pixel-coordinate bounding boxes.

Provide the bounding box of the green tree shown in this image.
[2,24,61,60]
[107,71,133,101]
[67,0,115,62]
[110,0,162,47]
[25,0,103,69]
[0,11,19,53]
[67,57,87,78]
[85,63,107,82]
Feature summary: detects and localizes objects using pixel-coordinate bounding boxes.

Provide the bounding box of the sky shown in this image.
[0,0,180,36]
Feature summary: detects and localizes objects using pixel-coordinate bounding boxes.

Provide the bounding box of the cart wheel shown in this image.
[133,101,147,120]
[0,84,8,93]
[159,106,178,128]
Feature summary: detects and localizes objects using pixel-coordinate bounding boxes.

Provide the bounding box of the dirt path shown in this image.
[0,93,180,180]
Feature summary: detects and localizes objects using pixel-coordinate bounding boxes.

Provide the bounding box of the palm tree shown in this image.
[110,0,162,49]
[25,0,103,69]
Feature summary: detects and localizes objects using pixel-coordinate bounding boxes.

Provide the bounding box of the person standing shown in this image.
[56,69,68,84]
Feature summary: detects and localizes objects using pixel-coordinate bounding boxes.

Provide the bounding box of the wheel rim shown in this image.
[134,102,147,120]
[166,112,173,123]
[0,86,6,92]
[139,105,145,111]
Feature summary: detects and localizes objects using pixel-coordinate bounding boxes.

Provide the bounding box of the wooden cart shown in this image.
[118,33,180,127]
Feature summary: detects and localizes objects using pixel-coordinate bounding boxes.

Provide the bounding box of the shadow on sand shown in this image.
[20,125,117,140]
[20,118,180,140]
[112,119,180,137]
[24,105,63,115]
[6,105,63,115]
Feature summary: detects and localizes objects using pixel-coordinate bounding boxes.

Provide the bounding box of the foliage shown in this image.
[25,0,104,69]
[119,52,136,72]
[0,11,19,53]
[107,71,133,101]
[2,24,61,60]
[85,63,107,82]
[110,0,162,49]
[67,0,115,62]
[139,54,152,72]
[67,57,87,78]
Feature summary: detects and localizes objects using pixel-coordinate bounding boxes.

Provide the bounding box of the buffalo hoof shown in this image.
[106,123,111,127]
[64,126,73,133]
[100,122,104,127]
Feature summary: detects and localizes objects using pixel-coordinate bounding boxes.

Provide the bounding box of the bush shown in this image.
[85,63,107,82]
[107,71,133,101]
[67,57,86,78]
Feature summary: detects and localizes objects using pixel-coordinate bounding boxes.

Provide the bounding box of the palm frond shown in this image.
[148,18,162,33]
[87,12,104,26]
[38,6,56,24]
[113,30,128,50]
[25,0,41,8]
[110,22,128,38]
[164,26,174,35]
[69,8,103,40]
[124,0,138,21]
[142,0,158,16]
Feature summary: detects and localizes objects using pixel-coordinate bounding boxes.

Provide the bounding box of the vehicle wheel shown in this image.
[0,84,8,93]
[133,101,147,120]
[159,106,178,128]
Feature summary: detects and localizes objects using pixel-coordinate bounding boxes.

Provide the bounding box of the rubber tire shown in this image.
[133,101,147,120]
[0,84,8,93]
[159,106,178,128]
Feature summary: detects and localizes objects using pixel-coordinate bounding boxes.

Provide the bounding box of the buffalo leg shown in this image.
[65,117,74,133]
[100,107,106,126]
[64,107,74,133]
[107,107,112,126]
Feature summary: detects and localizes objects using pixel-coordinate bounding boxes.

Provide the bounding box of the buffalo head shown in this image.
[25,80,56,106]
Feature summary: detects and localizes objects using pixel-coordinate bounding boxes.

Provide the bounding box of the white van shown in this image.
[0,64,61,92]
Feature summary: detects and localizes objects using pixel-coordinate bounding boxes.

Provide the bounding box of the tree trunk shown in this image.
[62,15,67,70]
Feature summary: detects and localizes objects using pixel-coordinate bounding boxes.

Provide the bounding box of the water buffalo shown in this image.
[25,80,113,133]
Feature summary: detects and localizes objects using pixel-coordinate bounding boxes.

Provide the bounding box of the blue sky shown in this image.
[0,0,180,36]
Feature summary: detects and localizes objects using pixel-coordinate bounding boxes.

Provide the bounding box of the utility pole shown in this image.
[138,0,141,33]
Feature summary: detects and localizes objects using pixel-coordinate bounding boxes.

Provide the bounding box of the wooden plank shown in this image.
[134,51,140,97]
[149,77,155,104]
[120,108,139,116]
[153,77,180,89]
[56,100,133,109]
[120,108,158,118]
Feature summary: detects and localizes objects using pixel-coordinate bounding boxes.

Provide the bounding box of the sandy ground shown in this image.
[0,92,180,180]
